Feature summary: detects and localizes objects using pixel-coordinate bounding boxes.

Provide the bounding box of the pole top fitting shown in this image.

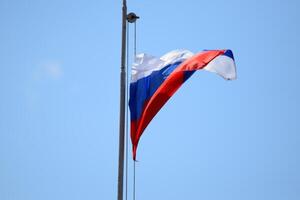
[127,12,139,23]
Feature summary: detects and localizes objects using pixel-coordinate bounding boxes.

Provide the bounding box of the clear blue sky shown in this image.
[1,0,299,200]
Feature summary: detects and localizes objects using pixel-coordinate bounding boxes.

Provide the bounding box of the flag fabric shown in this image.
[129,49,237,160]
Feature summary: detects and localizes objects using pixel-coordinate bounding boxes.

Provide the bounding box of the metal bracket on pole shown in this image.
[127,12,139,23]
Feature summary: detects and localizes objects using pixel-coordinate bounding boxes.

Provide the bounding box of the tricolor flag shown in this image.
[129,49,237,160]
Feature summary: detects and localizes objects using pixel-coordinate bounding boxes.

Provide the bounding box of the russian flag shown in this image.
[129,49,236,160]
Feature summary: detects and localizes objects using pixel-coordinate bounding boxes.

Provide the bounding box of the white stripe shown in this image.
[131,49,194,83]
[203,55,237,80]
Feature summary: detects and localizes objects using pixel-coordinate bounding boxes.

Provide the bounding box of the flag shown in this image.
[129,49,237,160]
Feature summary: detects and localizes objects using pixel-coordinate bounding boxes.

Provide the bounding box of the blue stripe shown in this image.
[224,50,234,60]
[129,61,183,121]
[183,70,195,82]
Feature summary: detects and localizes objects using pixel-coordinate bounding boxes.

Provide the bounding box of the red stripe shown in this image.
[131,50,225,160]
[174,50,225,72]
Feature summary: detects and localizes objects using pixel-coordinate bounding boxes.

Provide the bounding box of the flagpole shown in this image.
[117,0,127,200]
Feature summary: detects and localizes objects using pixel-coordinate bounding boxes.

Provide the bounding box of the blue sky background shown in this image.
[0,0,300,200]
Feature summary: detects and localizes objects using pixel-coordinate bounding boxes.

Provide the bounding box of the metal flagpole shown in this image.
[118,0,139,199]
[117,0,127,200]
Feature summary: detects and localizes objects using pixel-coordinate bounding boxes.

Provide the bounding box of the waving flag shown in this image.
[129,49,237,160]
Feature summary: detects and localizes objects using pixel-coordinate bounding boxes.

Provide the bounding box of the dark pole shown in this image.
[117,0,127,200]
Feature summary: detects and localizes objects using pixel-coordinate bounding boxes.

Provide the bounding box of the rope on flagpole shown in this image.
[133,19,137,200]
[126,11,139,200]
[125,20,130,200]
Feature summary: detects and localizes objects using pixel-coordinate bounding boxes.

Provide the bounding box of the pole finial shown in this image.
[127,12,139,23]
